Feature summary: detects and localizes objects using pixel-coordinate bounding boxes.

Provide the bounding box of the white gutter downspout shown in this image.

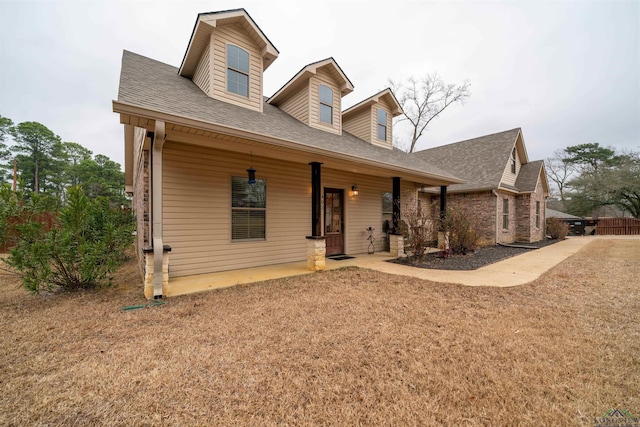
[492,189,499,244]
[152,121,166,298]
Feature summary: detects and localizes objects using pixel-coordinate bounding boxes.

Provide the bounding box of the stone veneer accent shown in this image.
[307,237,326,271]
[389,234,404,257]
[143,246,170,299]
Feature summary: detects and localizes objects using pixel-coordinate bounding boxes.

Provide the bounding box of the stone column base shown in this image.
[389,233,404,257]
[438,231,450,251]
[142,246,171,299]
[306,237,326,271]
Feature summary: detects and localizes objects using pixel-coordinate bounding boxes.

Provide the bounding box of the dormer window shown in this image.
[510,148,516,173]
[377,109,388,141]
[227,45,249,97]
[319,84,333,124]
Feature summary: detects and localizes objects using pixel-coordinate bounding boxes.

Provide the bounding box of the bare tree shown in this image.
[544,149,576,203]
[390,73,470,153]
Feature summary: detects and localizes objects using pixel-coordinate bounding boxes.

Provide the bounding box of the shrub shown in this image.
[546,217,569,240]
[5,187,134,293]
[401,199,435,264]
[441,206,482,255]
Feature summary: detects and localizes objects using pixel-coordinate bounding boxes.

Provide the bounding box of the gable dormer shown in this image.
[178,9,279,112]
[268,58,354,135]
[500,128,529,186]
[342,88,402,149]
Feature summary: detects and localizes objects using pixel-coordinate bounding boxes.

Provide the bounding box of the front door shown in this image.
[324,188,344,256]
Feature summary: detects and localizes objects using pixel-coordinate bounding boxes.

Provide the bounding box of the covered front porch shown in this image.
[164,251,395,297]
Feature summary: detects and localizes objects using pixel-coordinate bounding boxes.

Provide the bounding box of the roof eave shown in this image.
[112,100,462,185]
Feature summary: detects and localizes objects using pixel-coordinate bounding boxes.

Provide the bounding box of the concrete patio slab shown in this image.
[165,236,639,296]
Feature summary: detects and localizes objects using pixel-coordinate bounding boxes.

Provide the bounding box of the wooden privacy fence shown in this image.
[0,212,56,252]
[596,217,640,235]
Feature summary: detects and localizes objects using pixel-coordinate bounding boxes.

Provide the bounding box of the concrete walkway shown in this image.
[167,236,638,296]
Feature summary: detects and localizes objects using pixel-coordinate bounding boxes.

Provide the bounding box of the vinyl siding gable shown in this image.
[210,23,264,112]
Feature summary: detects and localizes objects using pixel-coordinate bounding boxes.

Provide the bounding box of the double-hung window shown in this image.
[502,198,509,230]
[227,45,249,97]
[231,176,266,241]
[319,84,333,124]
[510,148,517,174]
[535,201,540,228]
[377,109,388,141]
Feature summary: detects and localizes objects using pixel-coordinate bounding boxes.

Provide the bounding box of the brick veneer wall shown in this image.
[516,178,546,242]
[423,191,498,243]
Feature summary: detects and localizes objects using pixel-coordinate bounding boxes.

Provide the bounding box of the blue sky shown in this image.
[1,0,638,167]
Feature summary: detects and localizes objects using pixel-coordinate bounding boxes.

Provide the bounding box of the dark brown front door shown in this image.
[324,188,344,256]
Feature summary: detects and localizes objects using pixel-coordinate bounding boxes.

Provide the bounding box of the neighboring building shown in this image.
[414,128,549,244]
[113,8,463,298]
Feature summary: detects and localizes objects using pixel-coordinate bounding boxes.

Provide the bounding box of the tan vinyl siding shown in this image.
[309,68,341,134]
[163,142,310,277]
[322,168,395,254]
[372,99,393,149]
[192,41,211,95]
[342,107,371,141]
[500,146,522,186]
[211,24,263,112]
[277,82,310,124]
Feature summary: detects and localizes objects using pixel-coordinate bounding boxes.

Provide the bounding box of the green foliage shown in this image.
[5,187,134,293]
[546,217,569,240]
[0,116,13,179]
[9,121,65,195]
[0,183,20,248]
[441,206,482,255]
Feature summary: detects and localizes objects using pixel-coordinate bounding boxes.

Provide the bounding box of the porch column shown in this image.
[438,185,449,250]
[149,121,166,299]
[307,162,325,271]
[309,162,322,237]
[439,186,447,221]
[390,177,404,257]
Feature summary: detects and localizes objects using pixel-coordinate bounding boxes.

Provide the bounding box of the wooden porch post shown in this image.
[309,162,322,237]
[392,177,401,233]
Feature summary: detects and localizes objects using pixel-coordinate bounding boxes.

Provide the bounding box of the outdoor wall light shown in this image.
[247,166,256,184]
[352,185,359,196]
[247,151,256,184]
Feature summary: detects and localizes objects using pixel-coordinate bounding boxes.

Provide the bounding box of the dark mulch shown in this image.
[389,238,563,270]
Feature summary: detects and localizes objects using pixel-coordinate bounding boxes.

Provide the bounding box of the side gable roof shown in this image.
[414,128,522,192]
[114,51,462,184]
[267,57,354,105]
[179,8,279,77]
[342,88,403,118]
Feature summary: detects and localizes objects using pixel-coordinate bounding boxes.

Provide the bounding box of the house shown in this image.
[113,8,463,298]
[413,128,549,244]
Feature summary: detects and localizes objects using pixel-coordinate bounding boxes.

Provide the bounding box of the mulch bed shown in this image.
[389,238,563,270]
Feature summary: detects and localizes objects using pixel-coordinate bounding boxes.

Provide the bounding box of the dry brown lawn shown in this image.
[1,239,638,426]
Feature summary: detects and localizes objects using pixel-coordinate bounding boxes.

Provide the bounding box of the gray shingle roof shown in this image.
[413,128,522,192]
[515,160,544,192]
[116,50,461,183]
[546,208,582,219]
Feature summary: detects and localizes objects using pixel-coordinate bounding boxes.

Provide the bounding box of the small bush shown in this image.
[441,206,482,255]
[401,200,435,264]
[546,217,569,240]
[5,187,134,293]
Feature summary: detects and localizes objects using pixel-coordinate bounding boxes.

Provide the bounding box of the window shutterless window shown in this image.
[231,176,266,240]
[227,45,249,97]
[382,192,393,229]
[511,148,516,173]
[535,201,540,228]
[502,198,509,230]
[319,84,333,124]
[377,109,388,141]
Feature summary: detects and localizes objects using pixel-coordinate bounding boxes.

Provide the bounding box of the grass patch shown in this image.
[1,239,639,425]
